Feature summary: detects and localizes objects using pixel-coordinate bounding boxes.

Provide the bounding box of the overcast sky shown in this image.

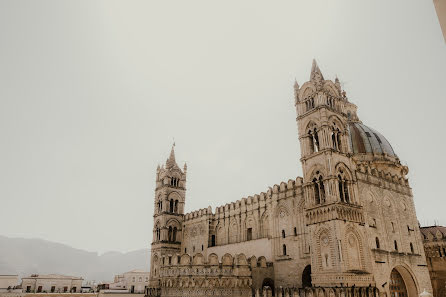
[0,0,445,254]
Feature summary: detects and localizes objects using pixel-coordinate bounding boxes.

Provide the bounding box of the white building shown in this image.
[110,270,149,294]
[21,275,83,293]
[0,276,24,297]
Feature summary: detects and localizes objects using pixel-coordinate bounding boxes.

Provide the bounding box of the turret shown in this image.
[149,144,186,287]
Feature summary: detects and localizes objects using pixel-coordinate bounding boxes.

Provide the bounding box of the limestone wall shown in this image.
[207,238,272,261]
[149,253,252,297]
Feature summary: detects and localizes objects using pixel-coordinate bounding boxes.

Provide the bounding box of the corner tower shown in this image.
[149,144,186,286]
[295,60,370,286]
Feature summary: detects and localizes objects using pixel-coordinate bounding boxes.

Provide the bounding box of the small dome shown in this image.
[347,122,397,157]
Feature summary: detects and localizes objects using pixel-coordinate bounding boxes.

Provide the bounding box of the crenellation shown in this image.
[147,61,433,297]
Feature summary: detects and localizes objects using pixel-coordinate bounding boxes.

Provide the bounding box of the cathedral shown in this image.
[145,61,433,297]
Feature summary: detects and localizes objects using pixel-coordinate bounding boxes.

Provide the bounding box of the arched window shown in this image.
[337,169,350,203]
[305,97,314,111]
[155,224,161,241]
[375,237,380,249]
[168,226,173,242]
[312,172,325,204]
[313,178,320,204]
[328,96,334,108]
[330,122,342,152]
[318,175,325,202]
[294,227,297,236]
[158,200,163,212]
[282,244,287,256]
[170,177,179,187]
[174,200,179,213]
[173,227,177,242]
[308,130,315,154]
[169,199,174,213]
[282,230,285,238]
[410,242,414,254]
[394,240,398,251]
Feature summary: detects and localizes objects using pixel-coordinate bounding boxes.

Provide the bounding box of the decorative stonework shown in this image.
[147,61,433,297]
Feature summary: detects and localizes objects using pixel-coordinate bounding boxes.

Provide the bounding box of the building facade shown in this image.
[112,270,150,293]
[421,226,446,297]
[0,275,23,297]
[21,275,83,293]
[146,61,433,297]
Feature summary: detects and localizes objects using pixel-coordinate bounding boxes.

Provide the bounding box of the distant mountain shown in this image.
[0,235,149,282]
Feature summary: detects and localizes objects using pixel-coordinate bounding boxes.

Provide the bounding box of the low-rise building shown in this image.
[21,275,83,293]
[110,270,149,294]
[24,293,95,297]
[0,276,19,291]
[0,276,24,297]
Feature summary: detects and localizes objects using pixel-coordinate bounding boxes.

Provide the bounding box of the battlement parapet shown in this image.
[356,164,411,195]
[211,177,303,218]
[184,206,213,221]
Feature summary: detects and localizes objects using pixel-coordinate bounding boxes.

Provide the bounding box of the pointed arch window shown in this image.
[331,122,343,152]
[312,172,325,205]
[337,169,350,203]
[328,96,334,108]
[174,200,179,213]
[308,128,320,153]
[283,244,287,256]
[394,240,398,251]
[169,199,174,213]
[375,237,380,249]
[155,225,161,241]
[305,97,315,111]
[170,177,179,187]
[282,230,286,238]
[168,226,173,242]
[172,227,177,242]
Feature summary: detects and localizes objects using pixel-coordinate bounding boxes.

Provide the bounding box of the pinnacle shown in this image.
[166,143,177,168]
[310,59,324,81]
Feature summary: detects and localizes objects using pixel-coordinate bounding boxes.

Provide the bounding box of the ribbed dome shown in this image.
[347,122,397,157]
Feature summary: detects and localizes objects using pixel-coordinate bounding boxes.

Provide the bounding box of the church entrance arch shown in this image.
[302,265,312,288]
[262,278,275,297]
[389,266,417,297]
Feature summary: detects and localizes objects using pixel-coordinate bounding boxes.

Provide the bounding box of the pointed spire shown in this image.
[335,76,342,93]
[294,79,300,102]
[166,142,177,168]
[294,79,299,90]
[310,59,324,82]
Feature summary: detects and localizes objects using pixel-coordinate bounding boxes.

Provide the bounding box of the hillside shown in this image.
[0,235,149,282]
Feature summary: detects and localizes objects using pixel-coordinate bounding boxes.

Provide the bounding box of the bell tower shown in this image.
[295,61,370,286]
[149,144,186,287]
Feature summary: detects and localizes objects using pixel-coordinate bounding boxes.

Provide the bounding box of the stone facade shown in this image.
[147,61,433,297]
[421,226,446,297]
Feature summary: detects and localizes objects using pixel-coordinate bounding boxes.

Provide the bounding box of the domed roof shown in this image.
[347,122,397,157]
